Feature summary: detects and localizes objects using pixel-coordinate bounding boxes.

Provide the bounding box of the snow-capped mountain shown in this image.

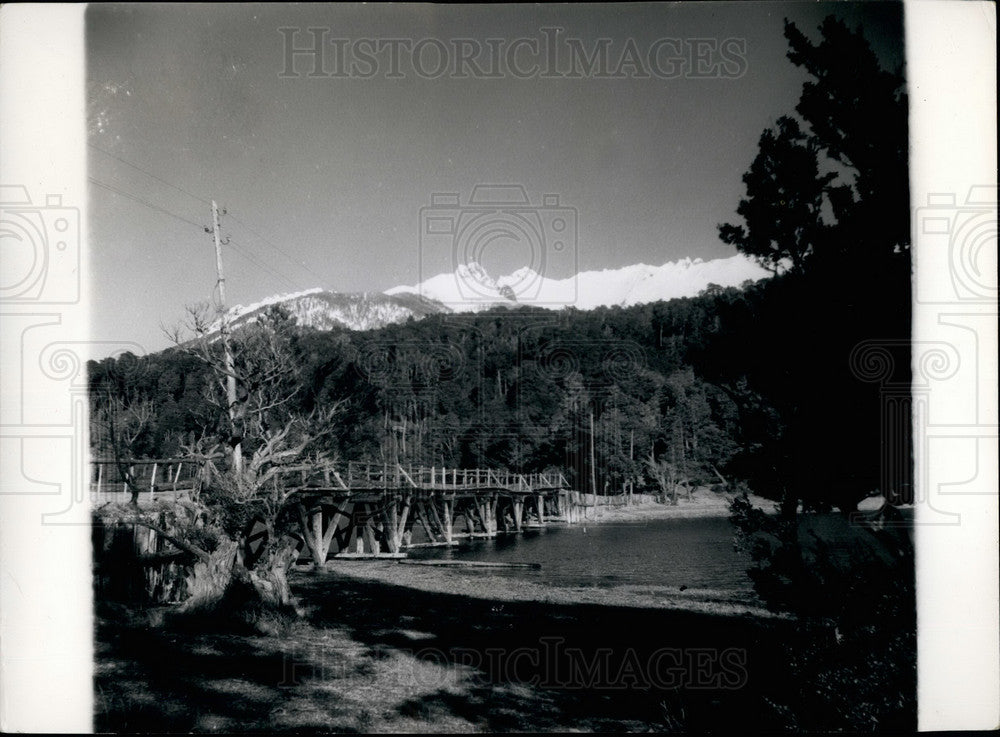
[386,253,771,310]
[214,254,770,336]
[212,288,450,333]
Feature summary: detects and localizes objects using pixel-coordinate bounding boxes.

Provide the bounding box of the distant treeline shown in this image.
[88,254,911,512]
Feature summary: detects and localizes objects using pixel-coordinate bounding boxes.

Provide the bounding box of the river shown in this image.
[404,507,914,602]
[407,516,756,596]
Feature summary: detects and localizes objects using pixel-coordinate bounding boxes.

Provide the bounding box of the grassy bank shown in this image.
[583,487,774,524]
[321,560,779,619]
[96,570,796,732]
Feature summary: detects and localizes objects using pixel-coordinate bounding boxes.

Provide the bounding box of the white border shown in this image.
[0,2,996,731]
[908,1,999,730]
[0,3,92,732]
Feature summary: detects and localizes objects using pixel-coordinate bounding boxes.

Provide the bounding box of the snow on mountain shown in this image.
[216,253,770,338]
[387,253,771,311]
[386,262,511,312]
[220,287,326,325]
[212,289,450,334]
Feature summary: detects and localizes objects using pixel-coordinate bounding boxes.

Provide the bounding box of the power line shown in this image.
[88,143,212,207]
[226,237,301,290]
[90,176,305,290]
[226,212,318,280]
[89,177,205,229]
[89,147,319,291]
[90,144,318,284]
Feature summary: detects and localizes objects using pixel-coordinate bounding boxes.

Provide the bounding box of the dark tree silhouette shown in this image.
[722,20,915,729]
[721,16,909,276]
[785,16,910,267]
[719,116,836,274]
[717,15,911,515]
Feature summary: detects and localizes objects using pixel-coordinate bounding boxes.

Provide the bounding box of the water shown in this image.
[407,516,755,594]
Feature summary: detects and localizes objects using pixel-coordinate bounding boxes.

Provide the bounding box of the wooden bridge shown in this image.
[91,458,591,567]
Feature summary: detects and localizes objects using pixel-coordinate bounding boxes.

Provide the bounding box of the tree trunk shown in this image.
[779,486,799,520]
[182,540,239,611]
[246,535,299,610]
[180,535,299,618]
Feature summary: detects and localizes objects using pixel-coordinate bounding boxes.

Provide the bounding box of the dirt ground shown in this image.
[96,569,795,733]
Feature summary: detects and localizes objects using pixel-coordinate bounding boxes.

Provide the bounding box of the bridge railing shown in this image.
[91,457,572,495]
[337,463,568,491]
[90,458,206,494]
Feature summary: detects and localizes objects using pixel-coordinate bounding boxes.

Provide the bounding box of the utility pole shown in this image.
[211,200,242,475]
[589,410,598,497]
[628,428,634,501]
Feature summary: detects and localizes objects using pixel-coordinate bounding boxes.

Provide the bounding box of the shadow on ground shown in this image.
[293,571,795,732]
[96,568,804,732]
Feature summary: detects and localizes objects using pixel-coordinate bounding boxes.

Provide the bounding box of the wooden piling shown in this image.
[442,499,453,544]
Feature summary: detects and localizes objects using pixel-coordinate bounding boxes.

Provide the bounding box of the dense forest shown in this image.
[88,255,909,514]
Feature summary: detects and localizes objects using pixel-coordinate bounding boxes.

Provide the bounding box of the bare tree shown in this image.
[646,450,689,506]
[91,354,156,505]
[109,305,346,618]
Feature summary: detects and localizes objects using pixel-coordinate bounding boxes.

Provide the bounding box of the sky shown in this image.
[86,2,906,355]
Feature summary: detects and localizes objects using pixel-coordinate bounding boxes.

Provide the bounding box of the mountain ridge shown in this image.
[219,254,770,332]
[386,253,771,311]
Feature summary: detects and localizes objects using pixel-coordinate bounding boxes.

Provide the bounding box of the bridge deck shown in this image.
[90,459,570,497]
[91,459,585,563]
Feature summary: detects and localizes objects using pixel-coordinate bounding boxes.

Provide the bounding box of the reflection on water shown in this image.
[408,517,756,594]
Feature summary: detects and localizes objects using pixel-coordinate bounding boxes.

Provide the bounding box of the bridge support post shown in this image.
[386,498,400,554]
[536,493,545,525]
[464,502,478,536]
[473,501,484,536]
[416,500,436,543]
[362,520,380,555]
[512,499,523,532]
[442,499,453,544]
[486,496,498,537]
[389,494,411,552]
[320,506,345,560]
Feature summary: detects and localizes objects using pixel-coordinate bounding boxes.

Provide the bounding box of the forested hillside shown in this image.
[88,256,908,514]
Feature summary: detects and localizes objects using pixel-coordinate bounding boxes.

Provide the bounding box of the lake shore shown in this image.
[317,558,782,619]
[310,487,782,619]
[93,489,791,731]
[94,493,912,732]
[581,486,774,523]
